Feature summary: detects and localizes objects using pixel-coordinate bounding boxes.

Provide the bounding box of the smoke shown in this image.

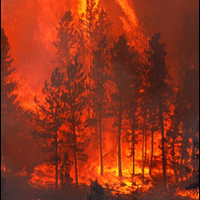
[1,0,199,104]
[1,0,82,105]
[132,0,199,75]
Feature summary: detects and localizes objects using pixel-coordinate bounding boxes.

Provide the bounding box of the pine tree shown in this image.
[110,34,134,177]
[175,66,199,179]
[124,47,141,177]
[53,11,76,68]
[183,67,199,171]
[90,8,112,176]
[1,27,18,172]
[145,33,171,189]
[61,55,88,188]
[28,68,66,189]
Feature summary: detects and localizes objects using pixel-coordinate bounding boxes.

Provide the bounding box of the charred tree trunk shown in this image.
[149,113,155,176]
[132,138,135,176]
[172,135,178,184]
[55,93,59,189]
[73,81,78,188]
[99,97,103,176]
[132,125,135,176]
[1,139,6,172]
[142,126,145,182]
[142,109,147,182]
[144,126,147,170]
[55,131,58,189]
[180,156,183,181]
[149,123,154,176]
[118,95,123,177]
[73,115,78,188]
[159,97,167,190]
[191,126,198,173]
[88,6,93,120]
[131,108,136,176]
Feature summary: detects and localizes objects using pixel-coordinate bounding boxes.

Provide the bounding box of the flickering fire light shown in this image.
[1,0,199,200]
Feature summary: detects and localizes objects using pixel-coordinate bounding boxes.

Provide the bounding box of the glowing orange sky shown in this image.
[1,0,199,108]
[1,0,127,108]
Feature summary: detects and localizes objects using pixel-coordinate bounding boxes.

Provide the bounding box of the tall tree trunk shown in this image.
[118,96,123,177]
[131,108,136,176]
[132,124,135,176]
[99,99,103,176]
[55,131,58,189]
[142,110,147,183]
[88,8,92,119]
[172,135,178,183]
[73,115,78,188]
[142,126,145,182]
[144,125,147,169]
[1,139,6,172]
[132,139,135,176]
[191,126,198,174]
[149,110,155,176]
[159,97,167,190]
[180,156,183,181]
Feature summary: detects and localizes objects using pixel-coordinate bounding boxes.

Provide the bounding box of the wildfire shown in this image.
[176,188,199,200]
[1,0,199,199]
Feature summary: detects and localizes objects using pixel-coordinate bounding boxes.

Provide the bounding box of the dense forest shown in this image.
[1,0,199,200]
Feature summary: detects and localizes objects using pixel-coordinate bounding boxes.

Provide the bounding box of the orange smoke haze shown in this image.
[1,0,133,108]
[1,0,198,109]
[1,2,199,199]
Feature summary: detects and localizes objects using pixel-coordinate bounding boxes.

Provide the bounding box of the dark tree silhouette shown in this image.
[90,8,112,176]
[28,68,66,189]
[90,37,109,176]
[110,34,134,177]
[145,33,171,190]
[182,67,199,171]
[124,46,141,177]
[166,118,181,183]
[53,11,76,68]
[168,66,199,182]
[85,0,99,66]
[1,27,18,172]
[61,55,88,188]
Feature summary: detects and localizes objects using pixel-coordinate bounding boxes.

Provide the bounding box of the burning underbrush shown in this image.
[28,162,152,194]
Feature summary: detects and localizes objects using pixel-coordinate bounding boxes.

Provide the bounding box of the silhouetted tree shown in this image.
[90,37,109,176]
[89,8,112,176]
[85,0,99,67]
[145,33,171,189]
[125,47,141,177]
[110,35,134,177]
[61,55,88,188]
[28,68,65,189]
[1,27,18,172]
[182,67,199,172]
[53,11,76,68]
[166,116,181,183]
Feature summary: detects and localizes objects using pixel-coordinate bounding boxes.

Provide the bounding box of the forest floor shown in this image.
[1,172,199,200]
